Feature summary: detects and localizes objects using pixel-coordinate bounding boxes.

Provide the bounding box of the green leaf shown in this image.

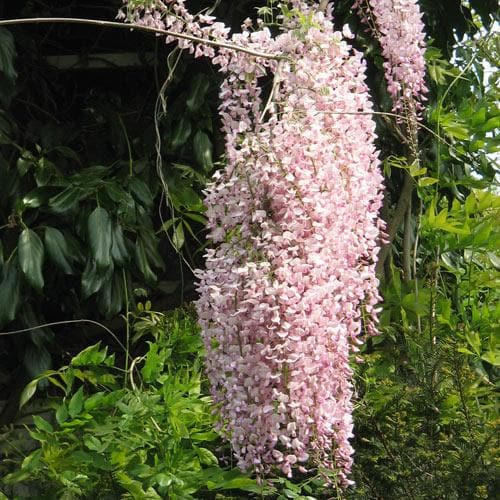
[418,177,439,187]
[193,131,213,171]
[184,212,207,224]
[442,122,469,140]
[0,258,20,326]
[18,228,44,290]
[19,379,39,409]
[81,258,112,298]
[88,207,112,270]
[72,165,108,185]
[22,186,58,209]
[44,226,74,274]
[98,270,124,317]
[482,116,500,132]
[32,415,53,433]
[17,156,32,177]
[154,473,173,488]
[68,386,84,418]
[0,28,17,82]
[141,229,164,270]
[470,107,486,127]
[84,434,105,452]
[409,164,427,177]
[106,183,129,203]
[23,447,43,469]
[172,222,185,251]
[196,447,219,466]
[71,343,112,367]
[111,223,130,266]
[481,350,500,366]
[401,291,430,316]
[129,177,153,209]
[212,476,260,492]
[135,238,156,283]
[49,187,83,213]
[141,342,161,383]
[186,74,210,112]
[116,472,161,499]
[56,403,69,424]
[23,345,51,379]
[171,115,192,149]
[191,431,219,442]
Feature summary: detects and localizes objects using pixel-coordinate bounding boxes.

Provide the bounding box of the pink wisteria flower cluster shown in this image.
[120,0,386,486]
[354,0,427,114]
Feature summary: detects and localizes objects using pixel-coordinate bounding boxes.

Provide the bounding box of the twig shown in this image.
[259,59,284,123]
[128,355,145,391]
[403,196,412,282]
[318,0,330,13]
[376,170,414,274]
[0,17,284,61]
[0,319,131,362]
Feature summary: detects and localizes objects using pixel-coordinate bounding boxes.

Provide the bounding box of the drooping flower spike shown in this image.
[354,0,428,115]
[118,0,426,486]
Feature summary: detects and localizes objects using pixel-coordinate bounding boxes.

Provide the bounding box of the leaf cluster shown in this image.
[0,308,264,499]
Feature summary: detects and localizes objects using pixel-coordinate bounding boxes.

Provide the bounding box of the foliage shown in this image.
[349,12,499,497]
[0,308,264,499]
[351,190,499,499]
[0,1,216,403]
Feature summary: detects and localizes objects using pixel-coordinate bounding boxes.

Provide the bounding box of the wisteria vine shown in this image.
[120,0,427,486]
[354,0,427,116]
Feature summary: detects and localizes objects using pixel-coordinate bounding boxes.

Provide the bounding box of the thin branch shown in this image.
[260,59,285,123]
[403,196,412,282]
[0,17,283,61]
[318,0,330,13]
[0,319,131,361]
[376,170,414,275]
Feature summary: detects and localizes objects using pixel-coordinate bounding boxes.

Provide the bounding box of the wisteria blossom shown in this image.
[120,0,385,486]
[354,0,427,114]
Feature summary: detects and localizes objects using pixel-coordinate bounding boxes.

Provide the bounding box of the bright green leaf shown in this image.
[19,379,39,409]
[196,447,219,466]
[55,403,69,424]
[418,177,439,187]
[482,116,500,132]
[71,343,111,367]
[32,415,53,433]
[68,386,84,418]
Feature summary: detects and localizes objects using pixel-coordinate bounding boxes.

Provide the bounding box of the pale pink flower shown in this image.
[120,0,386,487]
[354,0,428,115]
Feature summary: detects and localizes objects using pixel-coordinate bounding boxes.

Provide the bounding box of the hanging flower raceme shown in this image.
[354,0,427,115]
[120,0,385,487]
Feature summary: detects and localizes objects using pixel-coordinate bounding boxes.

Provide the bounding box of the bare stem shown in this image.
[0,17,284,61]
